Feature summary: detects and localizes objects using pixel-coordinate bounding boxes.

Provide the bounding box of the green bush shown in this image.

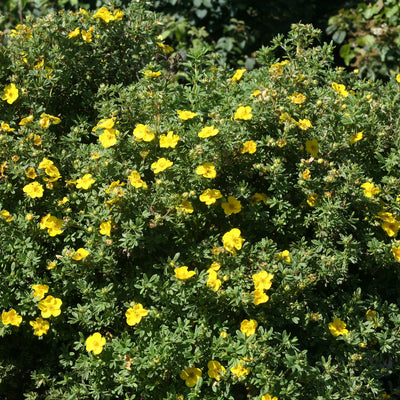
[327,0,400,80]
[1,4,400,399]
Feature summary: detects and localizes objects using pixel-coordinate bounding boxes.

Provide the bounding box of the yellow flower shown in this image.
[98,118,115,129]
[125,303,148,326]
[176,199,194,214]
[397,74,400,83]
[29,317,50,336]
[128,171,147,189]
[366,309,378,327]
[157,42,174,53]
[75,174,95,189]
[307,193,318,207]
[221,196,242,215]
[1,309,22,326]
[207,361,225,381]
[99,129,117,148]
[250,89,262,98]
[198,125,219,138]
[377,211,400,237]
[2,83,19,104]
[143,70,161,78]
[277,250,291,262]
[305,138,318,158]
[302,169,311,180]
[159,131,180,148]
[234,106,252,120]
[350,131,363,144]
[298,119,313,130]
[180,366,202,387]
[392,246,400,261]
[240,319,258,336]
[240,140,257,154]
[40,214,64,236]
[222,228,245,254]
[251,192,269,205]
[19,115,34,125]
[151,158,173,174]
[86,332,106,355]
[328,317,348,336]
[0,122,14,132]
[252,271,273,291]
[23,181,44,198]
[38,295,62,318]
[99,221,111,236]
[93,6,123,22]
[199,188,222,205]
[174,266,196,280]
[230,68,246,83]
[39,113,61,127]
[81,30,92,42]
[269,60,290,75]
[361,182,380,198]
[177,110,198,120]
[68,27,80,38]
[0,210,13,222]
[196,162,216,179]
[133,124,155,142]
[230,361,250,377]
[289,93,306,104]
[57,197,69,206]
[72,248,89,260]
[261,394,278,400]
[32,284,49,300]
[332,82,349,97]
[253,289,269,305]
[206,269,222,291]
[46,261,57,270]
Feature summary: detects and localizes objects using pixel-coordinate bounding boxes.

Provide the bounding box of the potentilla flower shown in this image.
[151,158,173,174]
[125,303,148,326]
[307,193,318,207]
[222,228,245,254]
[277,250,291,262]
[305,138,318,157]
[251,192,269,205]
[93,6,123,22]
[198,125,219,138]
[133,124,155,142]
[261,394,278,400]
[68,27,80,38]
[253,289,269,305]
[230,361,250,377]
[30,318,50,336]
[0,210,13,222]
[392,245,400,261]
[38,113,61,128]
[328,317,348,336]
[302,169,311,180]
[350,131,363,144]
[180,366,202,387]
[72,248,89,260]
[221,196,242,215]
[0,122,14,132]
[252,271,273,291]
[361,182,380,198]
[23,181,44,198]
[366,309,378,327]
[1,309,22,326]
[230,68,246,83]
[19,115,34,125]
[32,284,49,300]
[289,93,306,104]
[38,295,62,318]
[177,110,198,120]
[128,171,147,189]
[196,162,216,179]
[40,214,63,236]
[331,82,349,97]
[86,332,106,355]
[159,131,180,148]
[240,140,257,154]
[75,174,95,189]
[206,269,222,291]
[269,60,290,75]
[199,188,222,205]
[298,119,313,130]
[174,266,196,280]
[99,221,111,236]
[99,129,117,148]
[240,319,258,337]
[143,70,161,78]
[2,83,19,104]
[176,199,194,214]
[234,106,252,120]
[207,361,226,381]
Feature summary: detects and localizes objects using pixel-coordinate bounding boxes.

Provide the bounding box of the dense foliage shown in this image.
[1,2,400,399]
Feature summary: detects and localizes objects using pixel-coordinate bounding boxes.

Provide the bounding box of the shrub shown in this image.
[1,4,400,399]
[327,0,400,79]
